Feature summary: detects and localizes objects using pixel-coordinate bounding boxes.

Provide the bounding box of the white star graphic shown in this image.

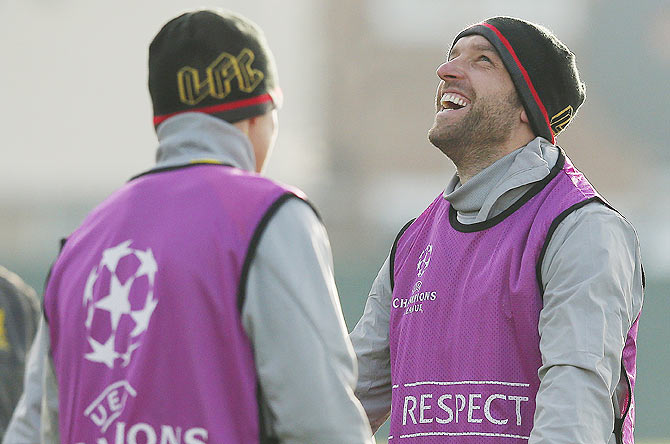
[85,307,95,330]
[95,275,133,330]
[83,266,99,329]
[130,294,158,337]
[85,335,118,369]
[83,266,98,306]
[101,240,133,272]
[134,248,157,285]
[120,342,141,367]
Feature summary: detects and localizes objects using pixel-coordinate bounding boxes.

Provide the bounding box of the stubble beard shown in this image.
[428,91,521,170]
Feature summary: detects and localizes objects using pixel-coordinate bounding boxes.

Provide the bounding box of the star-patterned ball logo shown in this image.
[83,240,158,369]
[417,244,433,278]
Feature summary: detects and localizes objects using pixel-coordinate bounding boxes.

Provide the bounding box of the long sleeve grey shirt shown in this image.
[0,267,40,440]
[350,137,644,443]
[4,113,373,444]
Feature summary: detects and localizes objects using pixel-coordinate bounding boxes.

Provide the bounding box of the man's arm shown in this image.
[349,256,393,433]
[529,203,643,444]
[243,198,373,444]
[3,317,60,444]
[41,350,59,444]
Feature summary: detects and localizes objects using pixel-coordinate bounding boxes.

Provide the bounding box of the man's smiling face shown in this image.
[428,35,524,162]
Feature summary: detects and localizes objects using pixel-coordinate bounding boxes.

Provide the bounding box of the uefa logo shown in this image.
[83,240,158,370]
[417,244,433,278]
[82,240,159,433]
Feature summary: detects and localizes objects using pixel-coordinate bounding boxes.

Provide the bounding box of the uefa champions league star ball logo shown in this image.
[417,244,433,278]
[83,240,158,369]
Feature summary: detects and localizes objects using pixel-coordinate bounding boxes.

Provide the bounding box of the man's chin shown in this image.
[428,127,467,157]
[428,127,450,149]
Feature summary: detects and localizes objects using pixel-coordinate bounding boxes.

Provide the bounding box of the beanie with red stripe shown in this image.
[452,17,585,143]
[149,10,282,128]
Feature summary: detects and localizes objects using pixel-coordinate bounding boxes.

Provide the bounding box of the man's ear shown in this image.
[520,108,529,124]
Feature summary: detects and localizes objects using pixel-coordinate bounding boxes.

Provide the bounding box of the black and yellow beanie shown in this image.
[149,10,282,127]
[452,17,586,143]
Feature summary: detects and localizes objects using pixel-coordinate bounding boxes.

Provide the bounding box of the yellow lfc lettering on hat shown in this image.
[0,309,9,351]
[177,48,264,105]
[550,105,574,136]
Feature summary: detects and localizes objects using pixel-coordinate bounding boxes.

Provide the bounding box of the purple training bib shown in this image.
[45,164,304,444]
[389,152,637,443]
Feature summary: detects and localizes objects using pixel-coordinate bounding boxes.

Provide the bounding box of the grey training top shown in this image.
[3,113,373,444]
[0,266,39,440]
[350,137,644,444]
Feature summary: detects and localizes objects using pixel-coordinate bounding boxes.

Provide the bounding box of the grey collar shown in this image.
[153,113,256,172]
[444,137,560,223]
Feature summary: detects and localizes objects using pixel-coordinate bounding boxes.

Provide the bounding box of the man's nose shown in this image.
[436,58,465,81]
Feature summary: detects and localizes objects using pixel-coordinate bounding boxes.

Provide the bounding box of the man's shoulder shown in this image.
[567,199,636,233]
[0,266,39,312]
[548,199,639,255]
[165,164,310,201]
[0,266,40,349]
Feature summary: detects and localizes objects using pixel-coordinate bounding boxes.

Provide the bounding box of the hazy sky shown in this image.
[0,0,327,204]
[0,0,595,205]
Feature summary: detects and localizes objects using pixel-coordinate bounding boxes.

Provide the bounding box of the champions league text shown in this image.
[75,422,208,444]
[393,291,437,314]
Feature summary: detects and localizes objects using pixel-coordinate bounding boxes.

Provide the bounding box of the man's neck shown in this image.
[445,137,558,224]
[155,113,256,172]
[455,132,534,184]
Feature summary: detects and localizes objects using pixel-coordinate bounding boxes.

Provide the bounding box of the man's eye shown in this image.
[479,55,492,63]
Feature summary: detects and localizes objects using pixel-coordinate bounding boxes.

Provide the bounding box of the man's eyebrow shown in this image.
[472,42,497,53]
[448,41,498,59]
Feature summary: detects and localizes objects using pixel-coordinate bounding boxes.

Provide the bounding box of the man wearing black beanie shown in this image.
[4,9,372,444]
[351,17,643,444]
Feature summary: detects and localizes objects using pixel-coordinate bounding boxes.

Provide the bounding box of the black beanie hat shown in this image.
[149,10,282,127]
[452,17,585,143]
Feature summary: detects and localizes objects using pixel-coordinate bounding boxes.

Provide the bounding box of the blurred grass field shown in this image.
[373,441,670,443]
[373,440,670,443]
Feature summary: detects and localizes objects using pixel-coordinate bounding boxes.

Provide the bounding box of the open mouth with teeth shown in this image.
[439,92,469,112]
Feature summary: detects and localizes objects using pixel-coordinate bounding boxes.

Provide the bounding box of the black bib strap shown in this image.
[390,218,416,291]
[42,237,68,324]
[613,360,632,444]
